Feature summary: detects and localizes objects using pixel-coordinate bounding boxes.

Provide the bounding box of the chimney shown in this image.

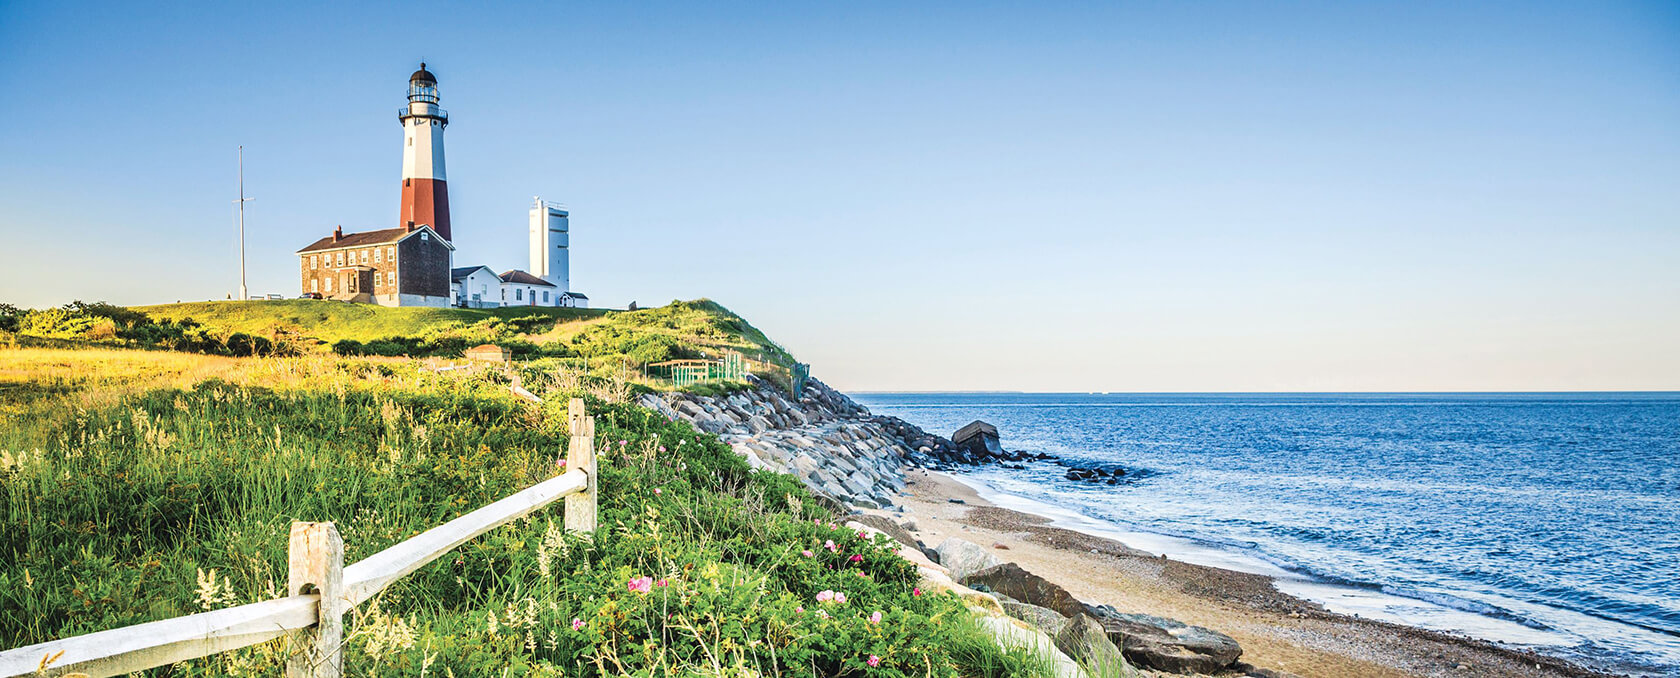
[333,225,343,241]
[406,220,416,232]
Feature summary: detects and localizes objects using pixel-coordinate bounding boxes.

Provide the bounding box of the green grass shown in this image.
[133,298,795,366]
[0,350,1039,677]
[135,300,609,345]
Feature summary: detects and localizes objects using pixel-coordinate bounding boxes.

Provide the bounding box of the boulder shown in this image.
[1085,605,1242,674]
[842,474,873,498]
[1056,613,1137,678]
[821,481,852,501]
[1002,600,1070,637]
[803,487,851,515]
[963,563,1086,619]
[972,614,1088,678]
[935,538,1003,582]
[850,513,919,550]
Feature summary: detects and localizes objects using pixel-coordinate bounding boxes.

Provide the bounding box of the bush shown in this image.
[0,303,22,332]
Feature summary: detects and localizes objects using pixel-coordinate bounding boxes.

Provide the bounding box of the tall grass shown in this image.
[1,349,1045,676]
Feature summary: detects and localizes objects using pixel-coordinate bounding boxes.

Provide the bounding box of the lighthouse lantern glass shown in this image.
[409,82,439,104]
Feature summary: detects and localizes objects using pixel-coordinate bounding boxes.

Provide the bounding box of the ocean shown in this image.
[849,392,1680,677]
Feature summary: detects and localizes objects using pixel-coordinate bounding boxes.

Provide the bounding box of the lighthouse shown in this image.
[399,63,451,241]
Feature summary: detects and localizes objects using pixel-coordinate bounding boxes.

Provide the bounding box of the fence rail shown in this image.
[0,399,600,678]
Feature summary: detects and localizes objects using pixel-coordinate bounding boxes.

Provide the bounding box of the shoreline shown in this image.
[889,468,1617,678]
[946,471,1588,650]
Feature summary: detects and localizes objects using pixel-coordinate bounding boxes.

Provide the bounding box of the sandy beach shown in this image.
[892,469,1616,678]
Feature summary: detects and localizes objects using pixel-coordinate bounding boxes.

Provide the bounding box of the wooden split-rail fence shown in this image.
[0,399,601,678]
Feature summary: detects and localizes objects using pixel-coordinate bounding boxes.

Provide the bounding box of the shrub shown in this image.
[0,303,22,332]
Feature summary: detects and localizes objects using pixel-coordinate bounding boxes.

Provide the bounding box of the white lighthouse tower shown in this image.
[529,198,569,290]
[399,63,451,241]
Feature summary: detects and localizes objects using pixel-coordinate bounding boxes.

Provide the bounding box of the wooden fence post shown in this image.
[286,522,344,678]
[564,398,597,534]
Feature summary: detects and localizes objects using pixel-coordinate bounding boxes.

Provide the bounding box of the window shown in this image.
[311,279,318,293]
[501,288,507,301]
[515,288,523,301]
[326,277,333,293]
[542,290,549,302]
[386,247,394,261]
[421,233,429,242]
[407,137,412,146]
[336,252,344,267]
[360,250,368,265]
[386,271,394,287]
[310,255,317,270]
[374,249,382,264]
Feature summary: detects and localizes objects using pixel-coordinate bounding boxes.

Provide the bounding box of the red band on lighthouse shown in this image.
[401,178,450,239]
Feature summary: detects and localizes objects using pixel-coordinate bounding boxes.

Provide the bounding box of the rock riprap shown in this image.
[638,377,910,510]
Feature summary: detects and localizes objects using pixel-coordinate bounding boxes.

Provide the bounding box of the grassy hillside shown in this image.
[4,299,796,375]
[135,300,609,345]
[0,348,1048,677]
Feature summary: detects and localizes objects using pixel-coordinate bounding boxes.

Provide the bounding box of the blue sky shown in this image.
[2,1,1677,391]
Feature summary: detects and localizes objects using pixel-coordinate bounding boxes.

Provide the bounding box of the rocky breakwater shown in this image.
[873,417,1154,485]
[636,377,913,510]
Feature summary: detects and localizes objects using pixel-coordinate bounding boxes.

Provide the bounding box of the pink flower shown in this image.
[834,591,847,604]
[849,554,864,563]
[656,578,669,588]
[815,590,835,602]
[867,655,881,667]
[628,576,653,593]
[795,605,804,613]
[802,550,814,558]
[557,459,567,467]
[571,618,585,631]
[857,530,868,540]
[817,609,829,618]
[619,439,627,446]
[658,446,666,452]
[653,488,663,495]
[824,540,838,552]
[869,611,882,624]
[913,587,922,596]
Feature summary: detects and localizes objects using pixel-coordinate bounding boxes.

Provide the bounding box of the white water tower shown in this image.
[529,197,569,290]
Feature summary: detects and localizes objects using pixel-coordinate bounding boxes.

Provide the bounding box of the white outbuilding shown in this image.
[451,265,500,308]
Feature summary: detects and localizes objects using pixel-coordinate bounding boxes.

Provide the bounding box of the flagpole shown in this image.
[235,146,254,301]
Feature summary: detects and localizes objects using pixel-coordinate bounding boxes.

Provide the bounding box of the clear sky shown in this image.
[2,1,1676,391]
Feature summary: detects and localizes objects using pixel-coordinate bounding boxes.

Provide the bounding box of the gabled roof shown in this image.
[498,270,556,287]
[296,225,455,254]
[451,265,495,282]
